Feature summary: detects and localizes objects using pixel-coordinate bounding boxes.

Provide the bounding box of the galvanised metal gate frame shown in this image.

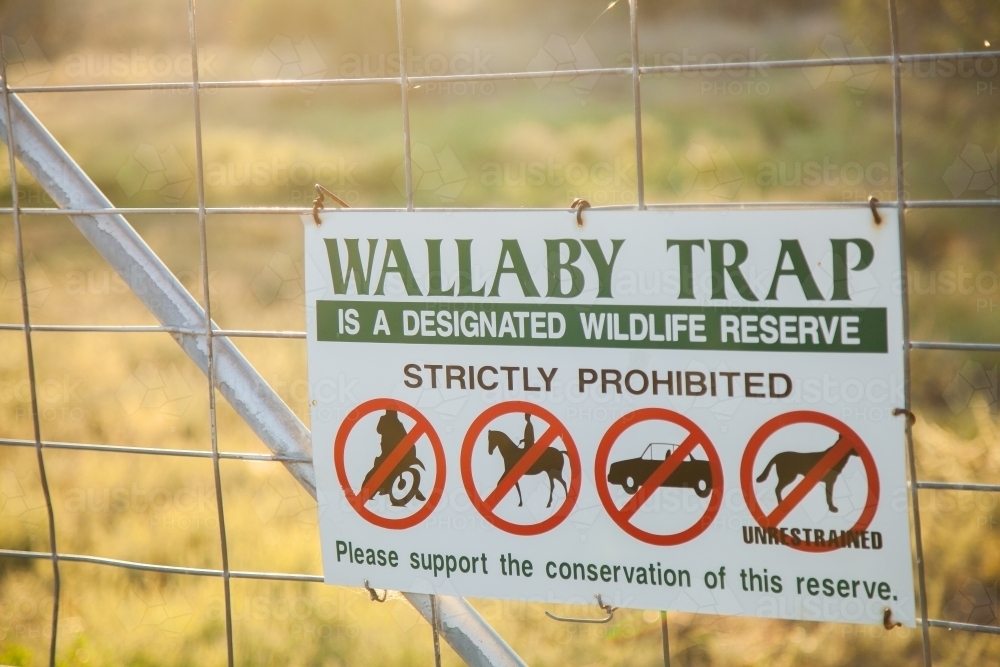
[1,0,998,665]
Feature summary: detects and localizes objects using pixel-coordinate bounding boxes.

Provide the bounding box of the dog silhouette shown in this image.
[755,436,858,513]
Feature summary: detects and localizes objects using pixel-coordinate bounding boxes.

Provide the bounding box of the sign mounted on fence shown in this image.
[305,209,915,627]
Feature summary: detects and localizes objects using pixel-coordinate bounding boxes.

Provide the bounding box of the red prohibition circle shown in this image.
[740,411,880,554]
[334,398,446,530]
[460,401,581,536]
[594,408,724,546]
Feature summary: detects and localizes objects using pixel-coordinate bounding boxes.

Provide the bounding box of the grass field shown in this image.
[1,2,999,665]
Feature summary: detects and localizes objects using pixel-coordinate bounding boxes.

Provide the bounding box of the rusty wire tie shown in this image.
[312,184,351,225]
[892,407,916,426]
[545,594,617,624]
[868,196,883,224]
[570,198,591,227]
[883,608,902,630]
[363,579,387,603]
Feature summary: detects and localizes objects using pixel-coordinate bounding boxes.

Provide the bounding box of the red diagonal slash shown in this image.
[354,424,428,505]
[616,432,702,522]
[484,425,561,510]
[763,435,856,527]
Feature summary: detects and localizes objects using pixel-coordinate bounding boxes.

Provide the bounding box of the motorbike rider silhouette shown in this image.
[362,409,426,506]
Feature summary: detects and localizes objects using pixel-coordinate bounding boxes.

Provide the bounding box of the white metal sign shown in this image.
[305,209,915,627]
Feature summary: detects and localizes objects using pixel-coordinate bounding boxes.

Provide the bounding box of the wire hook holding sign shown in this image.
[570,198,591,228]
[312,184,351,226]
[892,407,916,426]
[363,579,387,603]
[883,608,901,630]
[868,196,882,224]
[545,594,618,624]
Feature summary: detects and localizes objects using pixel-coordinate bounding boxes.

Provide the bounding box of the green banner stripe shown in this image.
[316,300,887,353]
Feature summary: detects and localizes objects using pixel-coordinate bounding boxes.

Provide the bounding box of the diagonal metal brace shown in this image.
[0,88,526,667]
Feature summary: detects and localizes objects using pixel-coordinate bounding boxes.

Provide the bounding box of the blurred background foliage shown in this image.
[0,0,997,665]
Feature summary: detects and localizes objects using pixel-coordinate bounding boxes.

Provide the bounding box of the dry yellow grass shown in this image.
[1,212,998,666]
[0,7,998,660]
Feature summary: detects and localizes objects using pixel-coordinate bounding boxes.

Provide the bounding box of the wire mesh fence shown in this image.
[0,0,998,665]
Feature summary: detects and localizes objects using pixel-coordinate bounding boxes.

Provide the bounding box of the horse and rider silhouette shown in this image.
[487,413,568,508]
[361,410,426,507]
[755,435,858,513]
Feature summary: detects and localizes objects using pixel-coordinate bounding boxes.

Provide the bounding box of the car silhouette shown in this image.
[607,443,712,498]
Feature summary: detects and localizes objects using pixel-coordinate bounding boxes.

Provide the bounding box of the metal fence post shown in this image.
[0,88,527,667]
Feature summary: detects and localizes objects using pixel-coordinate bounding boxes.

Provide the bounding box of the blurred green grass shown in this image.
[0,0,999,665]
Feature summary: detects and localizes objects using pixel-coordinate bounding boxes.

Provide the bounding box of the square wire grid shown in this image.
[1,0,999,665]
